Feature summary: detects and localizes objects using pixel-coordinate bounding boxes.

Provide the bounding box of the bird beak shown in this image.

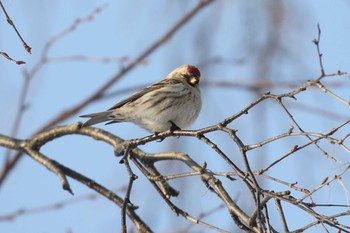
[189,76,199,86]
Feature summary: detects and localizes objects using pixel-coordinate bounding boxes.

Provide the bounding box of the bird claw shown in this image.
[156,137,165,142]
[154,132,165,142]
[154,122,181,142]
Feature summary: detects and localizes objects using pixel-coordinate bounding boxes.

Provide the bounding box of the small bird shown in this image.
[80,64,202,133]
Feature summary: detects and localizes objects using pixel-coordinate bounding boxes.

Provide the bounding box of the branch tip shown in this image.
[63,184,74,195]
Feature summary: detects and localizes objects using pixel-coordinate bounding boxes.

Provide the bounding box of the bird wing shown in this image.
[108,81,165,110]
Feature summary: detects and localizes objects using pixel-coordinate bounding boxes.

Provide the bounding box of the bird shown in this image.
[80,64,202,133]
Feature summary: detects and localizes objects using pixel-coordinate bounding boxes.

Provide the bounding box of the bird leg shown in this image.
[169,121,181,132]
[169,121,181,139]
[155,121,181,142]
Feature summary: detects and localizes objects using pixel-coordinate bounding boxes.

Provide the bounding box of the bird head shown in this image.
[167,64,201,87]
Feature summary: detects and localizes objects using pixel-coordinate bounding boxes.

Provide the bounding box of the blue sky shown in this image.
[1,1,350,232]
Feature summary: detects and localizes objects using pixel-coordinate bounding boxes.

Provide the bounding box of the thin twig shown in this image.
[121,142,138,233]
[24,147,73,194]
[0,51,25,64]
[129,153,231,232]
[314,81,350,106]
[221,126,263,228]
[313,23,325,79]
[0,0,32,53]
[274,198,289,232]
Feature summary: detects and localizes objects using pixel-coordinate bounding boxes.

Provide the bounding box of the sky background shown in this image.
[1,1,350,232]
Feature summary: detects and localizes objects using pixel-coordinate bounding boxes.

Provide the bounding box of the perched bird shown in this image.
[80,64,202,133]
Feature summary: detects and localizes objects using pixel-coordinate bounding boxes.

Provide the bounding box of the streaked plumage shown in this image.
[80,64,202,132]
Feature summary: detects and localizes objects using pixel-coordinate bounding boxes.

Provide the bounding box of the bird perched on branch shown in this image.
[80,64,202,133]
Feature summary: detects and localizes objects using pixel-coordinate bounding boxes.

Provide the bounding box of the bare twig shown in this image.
[181,204,227,232]
[0,0,32,53]
[221,126,263,228]
[120,142,138,233]
[313,23,325,79]
[314,81,350,106]
[23,147,73,195]
[0,51,25,64]
[274,198,289,232]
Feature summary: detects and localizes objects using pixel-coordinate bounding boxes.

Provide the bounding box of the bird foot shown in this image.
[169,121,181,132]
[154,122,181,142]
[154,132,165,142]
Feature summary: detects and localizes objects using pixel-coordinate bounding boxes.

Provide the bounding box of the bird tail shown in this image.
[80,111,113,127]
